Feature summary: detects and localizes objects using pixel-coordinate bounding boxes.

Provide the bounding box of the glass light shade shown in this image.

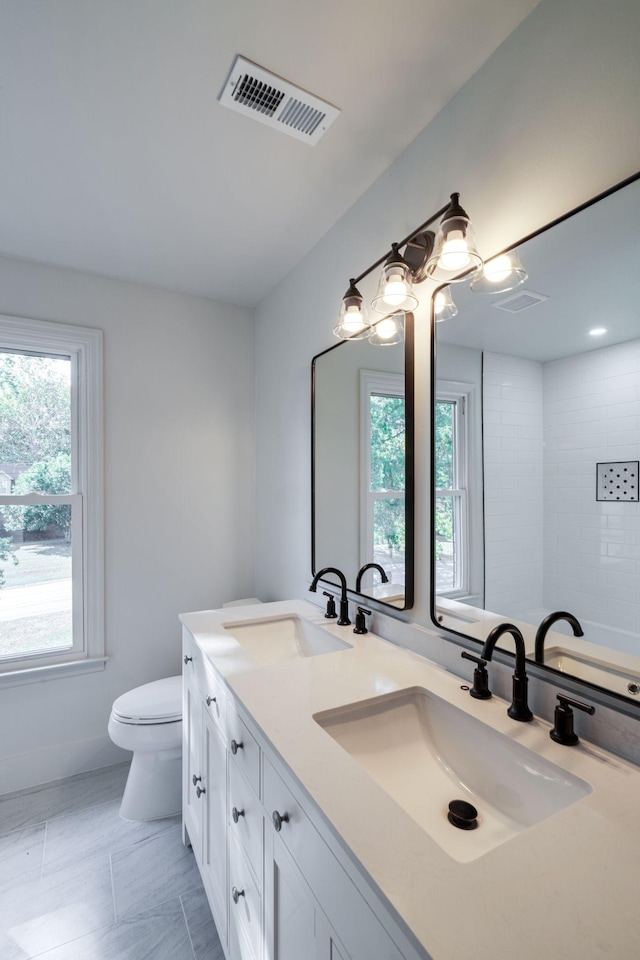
[368,312,405,346]
[372,247,418,313]
[433,287,458,322]
[333,281,372,340]
[425,194,483,284]
[470,250,528,293]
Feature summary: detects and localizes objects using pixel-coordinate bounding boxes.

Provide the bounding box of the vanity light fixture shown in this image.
[335,192,481,342]
[371,244,418,313]
[425,193,483,284]
[433,286,458,322]
[333,279,372,340]
[469,249,528,294]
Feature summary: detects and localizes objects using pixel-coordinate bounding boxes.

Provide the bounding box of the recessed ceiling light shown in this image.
[589,327,607,336]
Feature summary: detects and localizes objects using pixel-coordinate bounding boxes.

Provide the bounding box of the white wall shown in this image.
[254,0,640,633]
[543,339,640,634]
[483,352,544,616]
[0,256,255,792]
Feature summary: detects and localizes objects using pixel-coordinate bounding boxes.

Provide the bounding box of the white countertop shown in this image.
[180,600,640,960]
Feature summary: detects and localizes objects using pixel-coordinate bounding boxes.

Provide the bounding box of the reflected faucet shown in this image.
[534,611,584,664]
[481,623,533,722]
[309,567,350,626]
[355,562,389,594]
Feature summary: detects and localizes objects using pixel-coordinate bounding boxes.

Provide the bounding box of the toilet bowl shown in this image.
[108,675,182,821]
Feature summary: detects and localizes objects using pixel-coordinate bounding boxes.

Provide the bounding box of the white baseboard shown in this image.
[0,734,128,796]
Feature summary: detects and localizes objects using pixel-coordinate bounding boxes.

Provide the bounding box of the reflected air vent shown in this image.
[492,290,548,313]
[219,56,340,145]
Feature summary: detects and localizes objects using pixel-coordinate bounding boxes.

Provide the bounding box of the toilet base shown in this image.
[119,749,182,821]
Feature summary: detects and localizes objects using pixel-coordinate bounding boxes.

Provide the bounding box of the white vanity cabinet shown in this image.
[182,627,414,960]
[182,632,228,946]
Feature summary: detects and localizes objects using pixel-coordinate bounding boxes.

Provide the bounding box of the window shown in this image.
[360,370,405,586]
[0,315,103,685]
[435,383,469,597]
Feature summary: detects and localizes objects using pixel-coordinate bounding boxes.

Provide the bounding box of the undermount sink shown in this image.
[314,687,592,862]
[544,646,640,698]
[222,614,352,666]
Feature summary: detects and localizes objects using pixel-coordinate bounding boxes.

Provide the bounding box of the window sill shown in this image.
[0,657,109,689]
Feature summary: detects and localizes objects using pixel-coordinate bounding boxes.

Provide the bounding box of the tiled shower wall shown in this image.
[483,352,544,616]
[542,338,640,635]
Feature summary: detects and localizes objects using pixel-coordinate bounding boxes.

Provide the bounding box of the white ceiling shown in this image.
[0,0,541,306]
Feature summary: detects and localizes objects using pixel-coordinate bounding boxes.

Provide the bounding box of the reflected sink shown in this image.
[544,646,640,698]
[223,614,352,666]
[314,687,592,862]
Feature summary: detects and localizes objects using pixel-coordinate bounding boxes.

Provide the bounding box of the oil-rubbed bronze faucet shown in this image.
[481,623,533,722]
[355,562,389,594]
[309,567,350,625]
[534,611,584,664]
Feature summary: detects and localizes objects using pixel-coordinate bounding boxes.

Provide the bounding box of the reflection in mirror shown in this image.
[432,173,640,705]
[313,317,414,609]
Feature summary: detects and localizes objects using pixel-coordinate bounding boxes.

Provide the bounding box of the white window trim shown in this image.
[0,314,105,687]
[435,380,473,600]
[359,369,405,571]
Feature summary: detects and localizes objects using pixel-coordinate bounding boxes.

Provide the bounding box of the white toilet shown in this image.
[108,675,183,821]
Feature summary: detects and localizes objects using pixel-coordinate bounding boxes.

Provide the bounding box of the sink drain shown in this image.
[448,799,478,830]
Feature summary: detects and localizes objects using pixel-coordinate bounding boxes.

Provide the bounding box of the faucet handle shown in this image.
[353,607,371,635]
[322,591,337,619]
[550,694,595,746]
[461,651,492,700]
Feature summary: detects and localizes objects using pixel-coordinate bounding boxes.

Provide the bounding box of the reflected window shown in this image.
[435,384,469,596]
[361,371,405,587]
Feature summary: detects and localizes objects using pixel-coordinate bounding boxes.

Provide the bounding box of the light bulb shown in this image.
[375,317,398,341]
[589,327,607,337]
[434,292,446,314]
[342,305,365,334]
[383,274,408,306]
[483,254,512,283]
[439,235,470,272]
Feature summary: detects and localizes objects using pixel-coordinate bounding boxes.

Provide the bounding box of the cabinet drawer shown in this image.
[263,759,403,960]
[229,761,263,887]
[227,707,261,797]
[229,834,263,960]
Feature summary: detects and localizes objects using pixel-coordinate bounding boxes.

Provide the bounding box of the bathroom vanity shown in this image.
[181,599,640,960]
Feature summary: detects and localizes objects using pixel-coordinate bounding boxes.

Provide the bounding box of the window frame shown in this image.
[0,314,104,687]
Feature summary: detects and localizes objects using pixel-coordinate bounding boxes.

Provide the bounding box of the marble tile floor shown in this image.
[0,763,224,960]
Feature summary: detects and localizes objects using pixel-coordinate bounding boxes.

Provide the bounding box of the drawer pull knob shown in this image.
[272,810,289,832]
[183,655,193,664]
[192,774,202,786]
[206,695,216,706]
[196,785,206,798]
[230,739,243,755]
[232,886,245,904]
[232,806,245,824]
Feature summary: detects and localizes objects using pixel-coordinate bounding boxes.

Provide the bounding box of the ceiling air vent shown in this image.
[219,56,340,145]
[491,289,548,313]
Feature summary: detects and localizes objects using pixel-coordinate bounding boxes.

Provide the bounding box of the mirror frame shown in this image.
[311,312,415,609]
[429,171,640,712]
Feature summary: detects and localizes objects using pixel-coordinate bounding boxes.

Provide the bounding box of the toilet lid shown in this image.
[112,676,182,724]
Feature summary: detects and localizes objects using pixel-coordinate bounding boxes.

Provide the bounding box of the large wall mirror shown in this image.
[431,172,640,707]
[312,316,414,608]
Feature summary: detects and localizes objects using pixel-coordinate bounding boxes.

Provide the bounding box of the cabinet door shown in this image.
[264,827,325,960]
[183,660,204,858]
[202,708,228,942]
